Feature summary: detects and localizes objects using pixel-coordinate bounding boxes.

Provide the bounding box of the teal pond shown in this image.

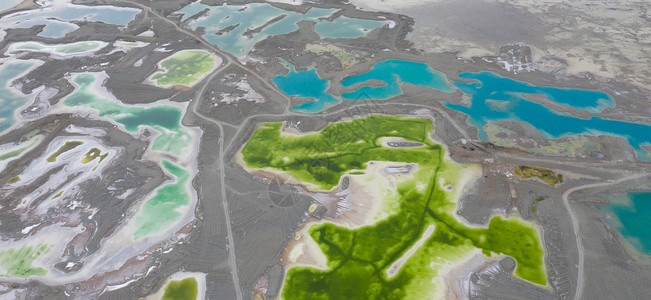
[597,192,651,256]
[176,2,384,57]
[274,59,454,113]
[341,59,455,100]
[0,60,39,133]
[272,60,339,113]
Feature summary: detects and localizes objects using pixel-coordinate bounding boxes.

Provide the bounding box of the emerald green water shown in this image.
[241,115,546,299]
[162,278,199,300]
[63,73,194,239]
[151,50,217,87]
[63,73,191,155]
[133,160,190,240]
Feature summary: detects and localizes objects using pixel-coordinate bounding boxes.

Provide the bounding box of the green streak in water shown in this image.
[63,73,191,155]
[15,41,101,54]
[0,146,29,160]
[46,141,83,163]
[15,43,44,50]
[151,50,216,87]
[162,277,198,300]
[0,136,41,161]
[133,160,190,240]
[55,42,101,54]
[0,242,50,277]
[241,115,546,299]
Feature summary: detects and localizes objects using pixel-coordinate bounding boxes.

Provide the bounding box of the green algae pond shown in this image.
[514,165,563,187]
[46,141,83,163]
[162,277,198,300]
[149,50,219,87]
[241,115,547,299]
[0,242,50,277]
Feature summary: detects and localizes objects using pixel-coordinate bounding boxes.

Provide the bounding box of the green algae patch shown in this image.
[133,160,191,240]
[0,242,51,277]
[81,147,109,171]
[162,277,199,300]
[240,115,547,299]
[241,116,435,190]
[7,176,21,184]
[514,165,563,186]
[150,50,218,87]
[46,141,83,163]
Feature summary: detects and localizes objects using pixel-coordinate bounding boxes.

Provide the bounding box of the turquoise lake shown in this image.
[341,59,455,100]
[597,192,651,256]
[177,2,384,57]
[444,71,651,160]
[272,60,339,113]
[274,59,454,112]
[1,4,140,38]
